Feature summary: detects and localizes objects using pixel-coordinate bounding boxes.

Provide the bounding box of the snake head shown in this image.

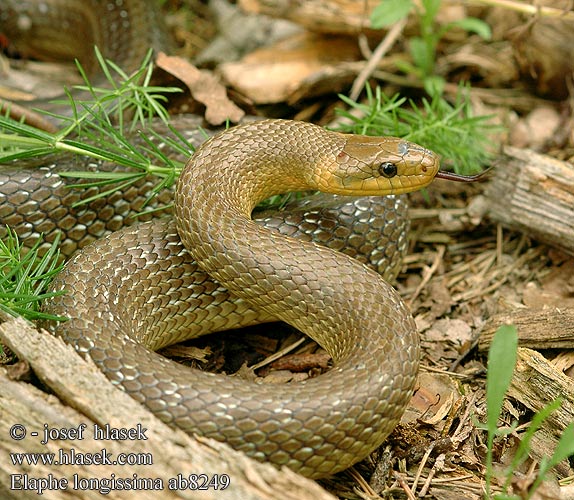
[315,135,440,196]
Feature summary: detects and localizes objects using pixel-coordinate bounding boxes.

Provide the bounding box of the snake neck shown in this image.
[174,120,345,263]
[183,120,346,215]
[174,120,410,361]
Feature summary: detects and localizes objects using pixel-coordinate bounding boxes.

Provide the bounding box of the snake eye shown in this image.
[379,162,397,178]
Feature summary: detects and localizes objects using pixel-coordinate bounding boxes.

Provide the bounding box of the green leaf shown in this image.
[410,36,435,76]
[423,75,445,97]
[370,0,413,29]
[487,325,518,432]
[483,324,518,499]
[527,422,574,498]
[504,398,563,491]
[420,0,442,27]
[541,422,574,475]
[450,17,492,40]
[394,59,423,78]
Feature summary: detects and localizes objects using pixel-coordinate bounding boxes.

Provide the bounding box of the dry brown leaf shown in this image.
[523,258,574,309]
[156,52,244,125]
[425,318,473,347]
[403,372,459,427]
[218,32,360,104]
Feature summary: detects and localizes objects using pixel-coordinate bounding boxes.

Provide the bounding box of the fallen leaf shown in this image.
[403,372,459,428]
[218,32,360,104]
[156,52,244,125]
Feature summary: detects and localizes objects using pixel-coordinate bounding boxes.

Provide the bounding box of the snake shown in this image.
[37,119,442,479]
[0,0,471,479]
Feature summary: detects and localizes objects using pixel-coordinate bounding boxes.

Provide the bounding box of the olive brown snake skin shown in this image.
[0,0,459,479]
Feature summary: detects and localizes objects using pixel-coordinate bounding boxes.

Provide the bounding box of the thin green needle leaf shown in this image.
[0,116,55,142]
[57,170,144,180]
[59,140,146,169]
[68,176,142,207]
[0,227,65,322]
[0,147,56,162]
[58,172,145,191]
[156,125,200,156]
[142,174,175,208]
[0,133,48,149]
[94,46,121,88]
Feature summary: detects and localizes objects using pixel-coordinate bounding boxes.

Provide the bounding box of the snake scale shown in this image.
[1,0,451,479]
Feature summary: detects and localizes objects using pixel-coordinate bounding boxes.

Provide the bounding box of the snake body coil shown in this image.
[0,0,168,75]
[42,119,440,478]
[1,0,444,479]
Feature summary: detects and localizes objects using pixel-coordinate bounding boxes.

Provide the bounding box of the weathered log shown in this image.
[506,348,574,478]
[0,317,336,500]
[484,146,574,256]
[479,306,574,352]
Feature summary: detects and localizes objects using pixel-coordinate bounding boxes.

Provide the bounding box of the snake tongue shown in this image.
[435,167,492,182]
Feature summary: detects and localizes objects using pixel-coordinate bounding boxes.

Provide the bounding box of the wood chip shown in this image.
[402,372,458,426]
[269,351,331,372]
[238,0,381,34]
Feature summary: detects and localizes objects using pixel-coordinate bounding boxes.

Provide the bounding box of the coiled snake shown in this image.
[0,0,464,480]
[37,119,441,478]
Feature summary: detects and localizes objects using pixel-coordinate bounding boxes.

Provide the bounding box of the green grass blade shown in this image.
[502,398,563,492]
[484,324,518,498]
[527,423,574,498]
[487,325,518,430]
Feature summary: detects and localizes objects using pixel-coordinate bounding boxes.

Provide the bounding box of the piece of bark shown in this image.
[238,0,379,34]
[479,306,574,352]
[484,146,574,256]
[0,317,336,500]
[506,348,574,478]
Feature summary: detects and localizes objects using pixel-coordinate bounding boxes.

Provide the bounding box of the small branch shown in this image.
[349,18,408,101]
[407,245,446,307]
[0,98,58,134]
[471,0,574,20]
